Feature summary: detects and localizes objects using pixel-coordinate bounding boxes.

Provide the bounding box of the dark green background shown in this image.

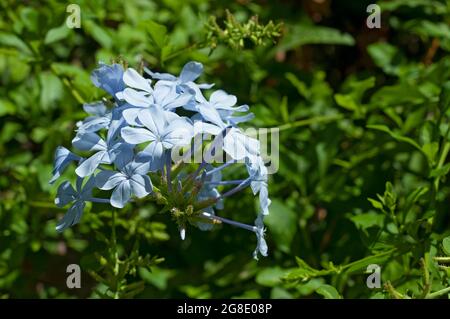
[1,0,450,298]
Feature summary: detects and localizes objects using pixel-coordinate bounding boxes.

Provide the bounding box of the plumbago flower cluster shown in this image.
[50,61,271,259]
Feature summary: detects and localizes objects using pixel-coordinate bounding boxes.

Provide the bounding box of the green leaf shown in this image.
[368,198,383,210]
[438,81,450,113]
[84,20,113,49]
[284,257,336,282]
[344,250,395,275]
[316,284,342,299]
[264,199,297,253]
[367,124,422,152]
[0,32,33,56]
[367,42,400,75]
[421,142,439,165]
[278,24,354,51]
[405,186,429,209]
[0,99,16,117]
[335,94,358,111]
[370,84,425,107]
[443,237,450,256]
[430,163,450,178]
[255,267,286,287]
[44,25,71,44]
[146,20,168,49]
[39,72,63,110]
[285,73,309,99]
[350,212,385,232]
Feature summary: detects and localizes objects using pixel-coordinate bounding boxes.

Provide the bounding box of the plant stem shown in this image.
[276,114,343,132]
[427,286,450,299]
[111,208,120,299]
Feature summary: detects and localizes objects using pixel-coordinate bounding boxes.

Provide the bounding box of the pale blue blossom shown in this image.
[116,68,153,108]
[51,60,271,259]
[195,89,254,125]
[145,61,213,94]
[55,176,95,232]
[247,156,271,216]
[50,146,81,184]
[91,62,125,98]
[76,102,111,133]
[73,119,132,177]
[95,153,153,208]
[121,107,193,169]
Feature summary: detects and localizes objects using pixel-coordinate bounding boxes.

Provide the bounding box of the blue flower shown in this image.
[121,107,193,169]
[55,176,95,232]
[76,102,111,133]
[50,146,82,184]
[116,68,153,108]
[73,118,132,177]
[146,61,213,94]
[95,153,153,208]
[194,166,223,231]
[223,127,260,161]
[247,156,271,216]
[91,63,125,98]
[121,80,194,125]
[51,61,272,259]
[195,89,254,125]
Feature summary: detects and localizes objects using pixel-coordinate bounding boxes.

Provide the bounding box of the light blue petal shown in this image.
[198,103,226,128]
[138,107,166,136]
[123,108,144,126]
[130,174,152,198]
[77,116,111,133]
[56,201,85,232]
[143,141,164,160]
[164,92,193,110]
[123,88,152,107]
[223,128,260,161]
[110,180,131,208]
[91,63,125,96]
[259,184,271,216]
[210,90,237,108]
[72,132,107,152]
[179,61,203,83]
[253,214,268,259]
[193,121,222,136]
[106,116,126,142]
[144,67,176,81]
[109,143,134,169]
[75,151,108,177]
[121,126,155,144]
[79,176,96,199]
[161,119,193,149]
[95,170,127,190]
[83,101,107,116]
[50,146,81,184]
[123,68,152,92]
[55,181,77,207]
[129,152,152,175]
[226,113,255,125]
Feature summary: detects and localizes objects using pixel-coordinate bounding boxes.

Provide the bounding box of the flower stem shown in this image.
[166,153,172,192]
[89,198,110,203]
[111,208,120,299]
[200,212,256,232]
[203,160,235,178]
[220,178,251,198]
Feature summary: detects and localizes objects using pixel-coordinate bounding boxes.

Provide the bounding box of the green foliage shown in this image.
[1,0,450,299]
